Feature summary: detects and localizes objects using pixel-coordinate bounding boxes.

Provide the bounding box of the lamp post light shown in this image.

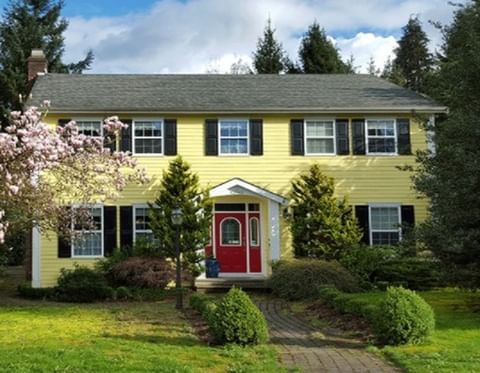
[171,208,184,310]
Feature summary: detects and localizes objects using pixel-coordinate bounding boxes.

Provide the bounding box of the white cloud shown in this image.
[62,0,460,74]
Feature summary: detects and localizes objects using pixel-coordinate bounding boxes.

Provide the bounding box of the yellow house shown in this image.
[26,57,446,288]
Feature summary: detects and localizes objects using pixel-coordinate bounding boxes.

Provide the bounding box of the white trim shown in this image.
[132,118,164,156]
[365,118,398,155]
[304,118,336,156]
[71,204,104,258]
[132,204,154,243]
[269,200,281,262]
[219,217,242,246]
[218,118,250,156]
[210,178,287,205]
[72,117,103,138]
[32,225,41,288]
[368,204,402,246]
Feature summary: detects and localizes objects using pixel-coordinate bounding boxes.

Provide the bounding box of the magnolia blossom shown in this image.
[0,104,147,242]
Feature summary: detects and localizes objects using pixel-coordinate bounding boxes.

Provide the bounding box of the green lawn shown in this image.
[0,296,284,373]
[347,289,480,372]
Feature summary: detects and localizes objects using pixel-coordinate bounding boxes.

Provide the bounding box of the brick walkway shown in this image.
[257,300,399,373]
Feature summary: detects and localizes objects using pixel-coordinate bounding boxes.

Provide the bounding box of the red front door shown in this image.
[215,212,247,273]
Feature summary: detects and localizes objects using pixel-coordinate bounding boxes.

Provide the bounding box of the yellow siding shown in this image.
[39,113,428,287]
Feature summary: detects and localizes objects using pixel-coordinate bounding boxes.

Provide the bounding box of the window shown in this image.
[133,120,163,154]
[370,206,401,245]
[366,119,396,154]
[134,207,155,243]
[219,120,249,155]
[249,217,260,246]
[305,120,335,155]
[72,207,103,257]
[76,120,102,137]
[221,218,241,245]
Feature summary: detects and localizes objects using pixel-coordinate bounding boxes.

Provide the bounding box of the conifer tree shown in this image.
[149,157,213,276]
[0,0,94,122]
[366,56,380,76]
[252,18,285,74]
[289,164,361,260]
[392,16,432,92]
[298,22,350,73]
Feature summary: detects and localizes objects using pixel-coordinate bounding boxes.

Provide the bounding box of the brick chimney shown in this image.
[27,49,48,82]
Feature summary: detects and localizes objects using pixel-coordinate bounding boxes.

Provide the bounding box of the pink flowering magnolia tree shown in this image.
[0,102,147,243]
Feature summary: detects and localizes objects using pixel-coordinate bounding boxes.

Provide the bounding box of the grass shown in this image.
[330,289,480,373]
[0,294,284,373]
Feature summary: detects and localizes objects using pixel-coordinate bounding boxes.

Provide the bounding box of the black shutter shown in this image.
[58,119,71,128]
[401,205,415,227]
[352,119,366,155]
[103,118,116,153]
[58,206,71,258]
[290,119,304,155]
[103,206,117,257]
[335,119,349,155]
[249,119,263,155]
[120,119,132,152]
[120,206,133,249]
[397,118,411,155]
[355,205,370,245]
[164,119,177,156]
[205,119,218,156]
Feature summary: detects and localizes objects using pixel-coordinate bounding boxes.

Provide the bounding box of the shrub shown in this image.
[340,245,400,285]
[110,257,175,289]
[210,287,268,345]
[55,265,113,303]
[115,286,132,300]
[17,284,55,300]
[375,287,435,345]
[269,259,361,300]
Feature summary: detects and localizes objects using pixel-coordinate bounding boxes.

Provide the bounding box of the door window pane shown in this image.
[221,218,241,245]
[249,218,259,246]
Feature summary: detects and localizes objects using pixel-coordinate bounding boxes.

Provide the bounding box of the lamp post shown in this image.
[171,207,184,310]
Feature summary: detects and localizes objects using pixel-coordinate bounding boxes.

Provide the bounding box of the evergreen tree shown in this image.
[366,56,380,76]
[393,16,433,92]
[149,157,213,276]
[413,1,480,269]
[252,18,285,74]
[298,22,350,73]
[0,0,94,122]
[381,55,406,85]
[289,164,361,260]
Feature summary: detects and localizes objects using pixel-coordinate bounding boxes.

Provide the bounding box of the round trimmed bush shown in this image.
[210,287,268,345]
[115,286,132,300]
[56,265,113,303]
[375,286,435,345]
[269,259,361,300]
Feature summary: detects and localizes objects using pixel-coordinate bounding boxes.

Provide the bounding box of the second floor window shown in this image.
[133,120,163,154]
[219,120,249,155]
[366,119,396,154]
[305,120,335,155]
[76,120,102,137]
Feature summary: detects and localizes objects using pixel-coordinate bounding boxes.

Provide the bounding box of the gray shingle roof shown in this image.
[27,73,445,113]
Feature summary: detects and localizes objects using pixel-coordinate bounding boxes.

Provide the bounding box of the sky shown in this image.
[0,0,462,73]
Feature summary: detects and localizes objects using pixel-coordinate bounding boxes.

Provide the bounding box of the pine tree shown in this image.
[392,16,432,92]
[298,22,350,74]
[252,18,285,74]
[149,157,213,276]
[381,55,406,85]
[412,1,480,270]
[366,56,380,76]
[289,164,362,260]
[0,0,94,122]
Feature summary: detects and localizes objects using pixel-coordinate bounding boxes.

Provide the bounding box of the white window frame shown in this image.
[220,217,242,246]
[218,119,250,156]
[132,118,164,156]
[249,216,260,247]
[368,204,402,246]
[365,118,397,155]
[71,204,104,258]
[133,204,155,243]
[304,118,336,155]
[73,118,103,138]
